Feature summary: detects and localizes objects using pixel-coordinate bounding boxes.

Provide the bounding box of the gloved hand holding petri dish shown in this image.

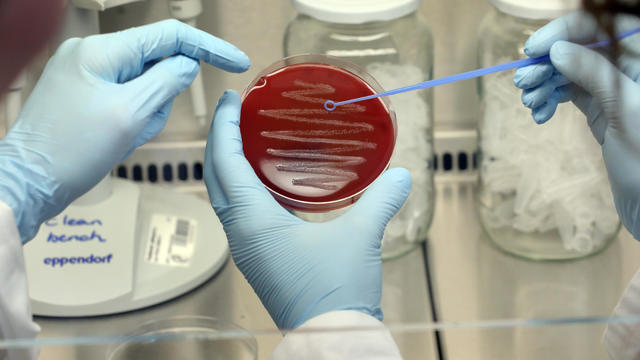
[240,54,397,212]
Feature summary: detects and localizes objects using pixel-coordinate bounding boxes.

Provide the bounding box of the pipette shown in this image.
[324,26,640,112]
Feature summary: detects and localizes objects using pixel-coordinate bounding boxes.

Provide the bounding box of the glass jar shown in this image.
[476,0,620,260]
[284,0,435,259]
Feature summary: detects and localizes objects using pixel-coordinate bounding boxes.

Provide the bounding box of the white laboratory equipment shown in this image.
[15,1,229,317]
[476,0,620,260]
[24,176,227,316]
[72,0,142,10]
[108,0,211,192]
[169,0,208,127]
[284,0,435,259]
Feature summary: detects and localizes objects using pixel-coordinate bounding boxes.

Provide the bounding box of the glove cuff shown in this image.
[291,286,383,330]
[0,141,54,243]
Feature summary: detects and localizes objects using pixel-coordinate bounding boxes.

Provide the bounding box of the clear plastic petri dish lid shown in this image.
[241,54,397,212]
[106,316,257,360]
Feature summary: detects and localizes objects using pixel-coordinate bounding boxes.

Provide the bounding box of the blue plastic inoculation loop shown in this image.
[324,100,336,111]
[323,26,640,111]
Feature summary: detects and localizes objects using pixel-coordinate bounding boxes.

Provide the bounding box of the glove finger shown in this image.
[530,81,609,144]
[520,13,640,89]
[514,62,555,89]
[521,73,571,109]
[530,83,581,124]
[343,168,411,244]
[206,90,277,207]
[125,55,199,126]
[551,83,580,103]
[204,105,228,207]
[117,19,250,74]
[524,12,601,57]
[531,98,559,125]
[549,41,632,116]
[132,100,173,149]
[119,98,171,160]
[141,58,161,74]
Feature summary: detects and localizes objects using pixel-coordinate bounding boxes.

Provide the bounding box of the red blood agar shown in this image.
[241,60,396,211]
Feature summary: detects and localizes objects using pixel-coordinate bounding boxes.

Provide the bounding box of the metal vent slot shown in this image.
[193,162,203,180]
[112,140,208,193]
[132,164,143,182]
[163,163,173,182]
[116,162,202,183]
[147,164,158,183]
[432,150,479,172]
[433,128,478,182]
[112,129,480,192]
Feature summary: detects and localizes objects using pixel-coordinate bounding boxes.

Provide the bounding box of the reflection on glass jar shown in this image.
[476,0,620,260]
[284,0,435,259]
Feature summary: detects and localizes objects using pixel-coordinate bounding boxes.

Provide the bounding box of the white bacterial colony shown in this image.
[259,80,374,192]
[479,68,619,252]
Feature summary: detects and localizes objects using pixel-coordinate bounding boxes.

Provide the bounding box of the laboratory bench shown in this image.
[32,181,640,360]
[33,190,437,360]
[427,179,640,360]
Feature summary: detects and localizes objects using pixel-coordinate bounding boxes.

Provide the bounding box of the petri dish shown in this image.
[106,316,257,360]
[241,54,397,212]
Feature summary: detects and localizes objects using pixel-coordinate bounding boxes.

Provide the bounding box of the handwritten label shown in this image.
[47,230,106,243]
[44,215,107,243]
[40,214,110,269]
[45,215,103,227]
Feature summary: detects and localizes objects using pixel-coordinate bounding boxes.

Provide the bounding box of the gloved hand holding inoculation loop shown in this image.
[514,12,640,240]
[321,25,640,114]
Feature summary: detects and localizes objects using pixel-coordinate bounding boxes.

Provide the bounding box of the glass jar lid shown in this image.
[292,0,420,24]
[488,0,580,20]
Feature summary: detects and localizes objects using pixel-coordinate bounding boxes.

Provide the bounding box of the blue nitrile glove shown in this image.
[204,90,411,330]
[0,19,250,242]
[513,12,640,239]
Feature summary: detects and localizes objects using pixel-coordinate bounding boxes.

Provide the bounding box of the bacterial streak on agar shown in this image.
[262,132,377,148]
[323,26,640,111]
[259,109,373,129]
[257,79,375,192]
